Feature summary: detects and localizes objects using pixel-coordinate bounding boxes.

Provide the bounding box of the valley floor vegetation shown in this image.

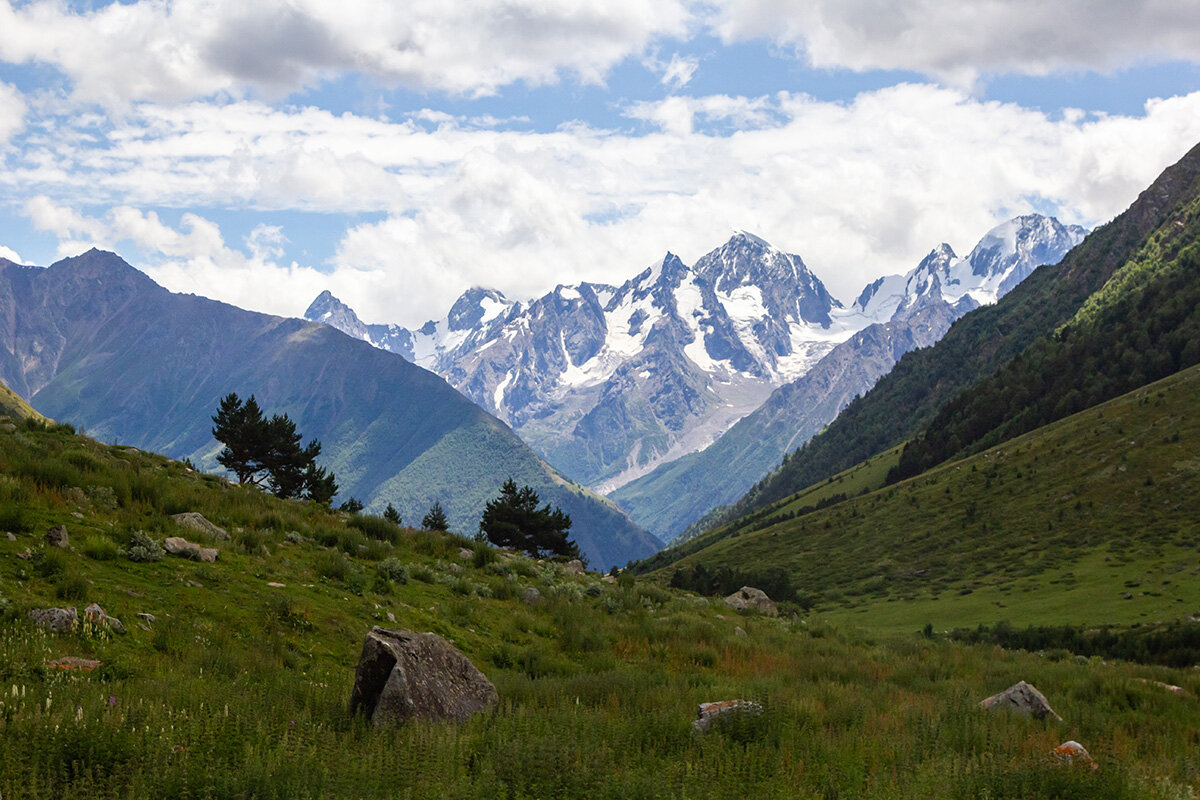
[0,419,1198,798]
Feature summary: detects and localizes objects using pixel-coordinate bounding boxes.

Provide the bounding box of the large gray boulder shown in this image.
[171,512,229,541]
[28,606,77,632]
[723,586,779,616]
[349,627,498,727]
[980,680,1062,721]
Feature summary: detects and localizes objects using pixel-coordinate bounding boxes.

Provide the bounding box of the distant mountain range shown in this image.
[308,215,1085,540]
[0,251,660,568]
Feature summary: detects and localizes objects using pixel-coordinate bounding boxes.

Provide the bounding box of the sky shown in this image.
[1,1,1199,326]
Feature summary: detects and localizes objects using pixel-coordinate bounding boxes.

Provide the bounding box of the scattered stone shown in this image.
[46,656,101,672]
[5,532,14,541]
[267,582,286,588]
[83,603,125,633]
[285,532,307,545]
[601,575,616,584]
[185,580,203,588]
[692,700,763,733]
[1134,677,1186,694]
[723,586,779,616]
[979,680,1062,721]
[16,548,31,559]
[171,512,229,541]
[562,559,585,576]
[70,512,84,519]
[348,627,498,726]
[386,612,396,622]
[458,548,473,560]
[0,421,16,433]
[136,612,156,624]
[521,587,541,604]
[734,626,747,637]
[163,537,219,562]
[44,525,69,548]
[448,563,464,575]
[28,607,78,632]
[1053,740,1097,769]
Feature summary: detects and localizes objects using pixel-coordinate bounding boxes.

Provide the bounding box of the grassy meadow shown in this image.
[647,366,1200,632]
[0,417,1198,798]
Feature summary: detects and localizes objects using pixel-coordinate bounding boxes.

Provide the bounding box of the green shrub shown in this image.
[376,558,409,584]
[0,503,31,534]
[81,534,120,561]
[348,514,399,544]
[127,530,164,562]
[31,547,67,579]
[55,571,88,601]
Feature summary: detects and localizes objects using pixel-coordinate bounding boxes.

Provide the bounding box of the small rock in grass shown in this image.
[979,680,1062,721]
[83,603,125,633]
[5,532,15,541]
[723,586,778,616]
[734,626,747,637]
[267,582,286,588]
[458,548,473,560]
[521,587,541,604]
[47,656,101,671]
[1053,740,1097,769]
[44,525,69,548]
[692,700,763,733]
[136,612,156,624]
[163,537,218,562]
[601,575,616,584]
[562,559,585,576]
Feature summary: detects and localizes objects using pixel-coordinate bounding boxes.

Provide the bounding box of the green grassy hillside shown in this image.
[1,417,1197,797]
[650,366,1200,633]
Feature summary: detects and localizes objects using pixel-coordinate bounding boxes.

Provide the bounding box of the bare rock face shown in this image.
[980,680,1062,721]
[171,512,229,541]
[723,586,779,616]
[163,537,219,562]
[349,627,498,727]
[693,699,763,733]
[44,524,69,548]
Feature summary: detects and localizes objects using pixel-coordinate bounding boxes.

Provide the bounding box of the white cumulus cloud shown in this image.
[707,0,1200,86]
[0,0,693,105]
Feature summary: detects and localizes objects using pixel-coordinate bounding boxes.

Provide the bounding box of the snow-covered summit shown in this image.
[848,214,1087,324]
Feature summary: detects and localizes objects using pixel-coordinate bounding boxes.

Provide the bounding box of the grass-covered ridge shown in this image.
[647,365,1200,634]
[0,381,46,422]
[1,418,1198,798]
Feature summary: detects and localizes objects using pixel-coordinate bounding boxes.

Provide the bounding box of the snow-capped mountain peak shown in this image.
[850,214,1087,324]
[304,290,372,342]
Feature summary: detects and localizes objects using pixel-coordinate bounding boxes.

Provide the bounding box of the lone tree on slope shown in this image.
[421,501,449,531]
[479,478,578,560]
[211,392,337,504]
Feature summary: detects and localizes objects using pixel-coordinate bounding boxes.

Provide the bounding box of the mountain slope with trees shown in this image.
[697,140,1200,536]
[0,252,658,568]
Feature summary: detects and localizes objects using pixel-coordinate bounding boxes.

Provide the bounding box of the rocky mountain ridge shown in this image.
[308,216,1085,515]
